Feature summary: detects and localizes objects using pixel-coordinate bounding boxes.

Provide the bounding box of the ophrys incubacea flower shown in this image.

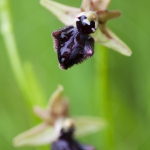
[13,85,106,147]
[40,0,132,69]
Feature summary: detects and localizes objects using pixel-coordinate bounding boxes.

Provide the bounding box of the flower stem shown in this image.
[94,44,114,149]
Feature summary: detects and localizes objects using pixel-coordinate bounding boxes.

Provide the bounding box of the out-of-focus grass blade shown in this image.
[23,62,46,107]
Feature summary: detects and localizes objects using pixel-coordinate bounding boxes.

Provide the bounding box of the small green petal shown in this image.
[48,85,69,117]
[34,106,52,123]
[95,0,111,10]
[40,0,81,26]
[13,123,57,147]
[81,0,111,11]
[48,84,64,108]
[92,25,132,56]
[73,116,106,137]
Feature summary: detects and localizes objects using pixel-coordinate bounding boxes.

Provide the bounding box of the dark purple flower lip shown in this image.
[52,126,95,150]
[52,25,94,70]
[52,11,99,70]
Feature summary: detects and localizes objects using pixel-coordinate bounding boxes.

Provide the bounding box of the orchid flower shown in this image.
[13,85,106,147]
[40,0,132,69]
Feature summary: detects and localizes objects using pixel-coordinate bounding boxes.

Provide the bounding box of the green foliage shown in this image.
[0,0,150,150]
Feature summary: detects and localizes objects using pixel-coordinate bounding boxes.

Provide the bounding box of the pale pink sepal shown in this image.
[40,0,81,26]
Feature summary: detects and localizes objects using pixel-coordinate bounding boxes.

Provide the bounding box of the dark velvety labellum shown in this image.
[52,26,94,70]
[52,128,95,150]
[52,139,95,150]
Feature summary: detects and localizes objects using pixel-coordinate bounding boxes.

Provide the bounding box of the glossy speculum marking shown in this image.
[52,13,98,70]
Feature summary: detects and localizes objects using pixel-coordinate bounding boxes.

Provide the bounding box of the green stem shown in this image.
[95,44,113,149]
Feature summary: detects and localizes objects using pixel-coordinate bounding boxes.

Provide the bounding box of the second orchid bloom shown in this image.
[13,85,105,148]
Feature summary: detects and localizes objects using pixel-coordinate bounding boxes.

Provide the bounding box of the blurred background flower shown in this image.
[0,0,150,150]
[13,85,105,148]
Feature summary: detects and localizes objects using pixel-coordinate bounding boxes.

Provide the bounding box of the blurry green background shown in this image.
[0,0,150,150]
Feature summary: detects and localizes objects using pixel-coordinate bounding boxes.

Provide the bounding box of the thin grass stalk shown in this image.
[95,44,113,149]
[0,0,46,108]
[0,0,48,149]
